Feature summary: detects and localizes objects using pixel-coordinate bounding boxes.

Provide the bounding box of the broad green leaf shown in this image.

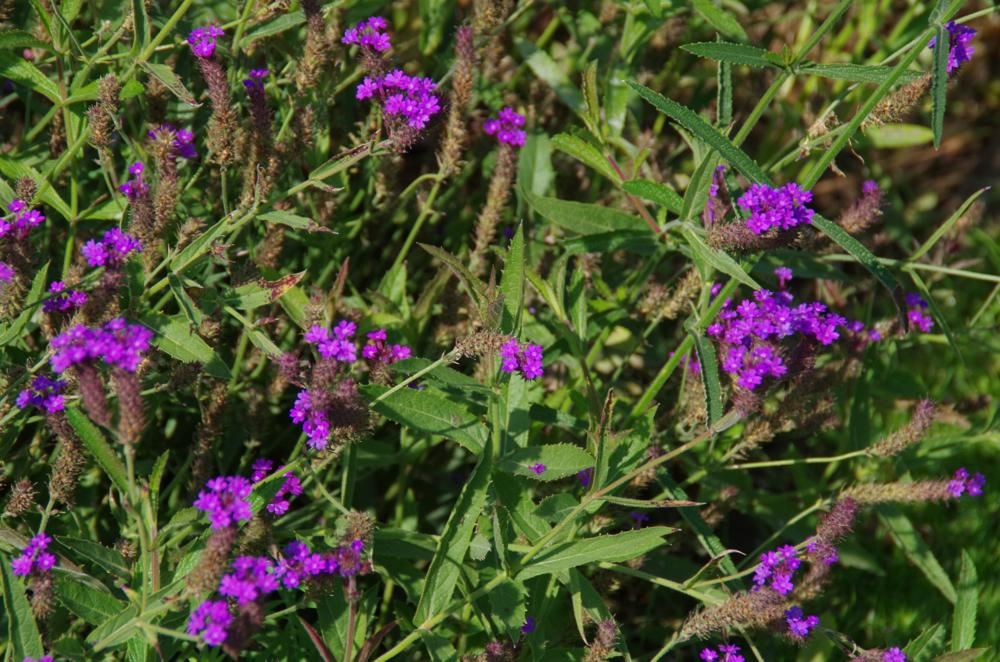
[803,63,925,85]
[498,443,595,481]
[65,408,130,494]
[905,622,946,660]
[952,550,978,651]
[517,527,674,580]
[691,0,748,41]
[55,536,130,579]
[534,493,581,522]
[681,42,775,68]
[912,187,989,260]
[0,29,49,50]
[567,261,587,342]
[867,123,935,148]
[581,60,602,139]
[691,329,723,425]
[259,210,330,232]
[139,61,199,106]
[243,9,305,43]
[500,223,526,335]
[0,51,61,102]
[681,226,760,290]
[224,272,306,311]
[878,505,957,603]
[469,533,491,561]
[623,180,684,214]
[362,384,486,455]
[142,314,231,379]
[551,133,619,184]
[526,268,566,322]
[494,473,551,544]
[55,575,124,625]
[414,446,493,622]
[934,651,989,662]
[0,156,72,220]
[1,557,45,659]
[391,358,488,392]
[629,81,769,183]
[488,577,528,637]
[931,25,949,149]
[0,261,48,345]
[520,186,647,235]
[561,230,659,256]
[85,603,139,648]
[517,132,555,197]
[515,38,583,112]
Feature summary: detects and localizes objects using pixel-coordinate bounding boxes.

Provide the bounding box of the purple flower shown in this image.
[0,261,14,282]
[528,462,546,476]
[16,375,67,413]
[785,606,819,638]
[148,125,198,160]
[356,70,441,130]
[187,599,232,646]
[629,511,650,528]
[0,199,45,241]
[119,162,149,200]
[947,467,985,498]
[43,281,87,313]
[929,21,976,73]
[193,476,254,530]
[521,616,536,634]
[774,267,793,289]
[220,556,280,605]
[701,644,744,662]
[243,67,269,90]
[753,544,801,595]
[81,228,142,268]
[341,16,392,52]
[289,389,332,450]
[363,328,412,364]
[737,183,815,235]
[883,648,907,662]
[50,324,104,373]
[904,292,934,333]
[11,533,57,577]
[100,318,154,372]
[251,459,303,516]
[499,338,544,380]
[577,467,593,488]
[22,656,55,662]
[484,107,527,147]
[305,322,358,363]
[188,25,224,58]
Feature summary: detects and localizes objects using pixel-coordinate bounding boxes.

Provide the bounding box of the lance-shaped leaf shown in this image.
[517,527,675,580]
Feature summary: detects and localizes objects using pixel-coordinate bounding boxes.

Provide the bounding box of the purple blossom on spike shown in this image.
[193,476,253,530]
[81,228,142,268]
[774,266,793,289]
[243,67,269,90]
[483,107,527,147]
[929,21,976,73]
[737,183,815,235]
[528,463,546,476]
[289,389,332,450]
[100,318,154,372]
[188,25,224,58]
[577,467,593,488]
[50,324,104,373]
[341,16,392,52]
[499,338,544,380]
[305,322,358,363]
[148,124,198,160]
[785,606,819,638]
[752,544,801,595]
[16,375,67,413]
[700,644,744,662]
[220,556,280,605]
[0,199,45,241]
[11,533,57,577]
[0,261,15,282]
[43,281,87,313]
[883,648,907,662]
[250,459,303,515]
[904,292,934,333]
[362,328,412,364]
[356,70,441,130]
[947,467,985,498]
[187,599,232,647]
[521,616,536,634]
[119,162,149,200]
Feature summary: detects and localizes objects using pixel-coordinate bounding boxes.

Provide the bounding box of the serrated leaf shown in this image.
[258,210,331,233]
[0,261,48,345]
[362,384,486,455]
[55,536,130,579]
[1,558,45,659]
[623,180,684,214]
[0,51,61,102]
[414,447,493,622]
[142,314,231,379]
[599,496,703,509]
[581,60,602,139]
[419,243,487,315]
[520,186,647,235]
[867,123,935,148]
[225,272,306,311]
[469,533,491,561]
[534,493,581,522]
[0,29,49,50]
[567,262,587,342]
[934,650,989,662]
[65,408,130,494]
[0,156,72,220]
[488,577,528,637]
[691,0,748,41]
[517,527,675,580]
[499,444,595,481]
[878,505,957,603]
[931,25,949,149]
[681,226,760,290]
[681,42,775,68]
[243,9,305,43]
[952,550,978,651]
[551,133,619,183]
[691,327,723,425]
[804,63,926,85]
[500,223,525,335]
[139,61,199,106]
[55,575,124,625]
[905,622,946,660]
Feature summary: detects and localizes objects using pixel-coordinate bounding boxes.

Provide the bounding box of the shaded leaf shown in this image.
[518,527,674,580]
[878,505,957,603]
[803,63,926,85]
[623,179,684,214]
[0,557,45,659]
[65,408,130,494]
[520,186,647,235]
[362,384,486,455]
[951,550,978,651]
[498,444,595,481]
[681,42,775,68]
[931,24,949,149]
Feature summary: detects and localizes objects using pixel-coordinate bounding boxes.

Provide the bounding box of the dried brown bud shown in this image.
[680,588,787,640]
[438,26,477,176]
[470,145,518,276]
[113,369,146,445]
[863,73,931,130]
[867,399,936,457]
[186,526,238,597]
[840,479,954,505]
[4,479,37,517]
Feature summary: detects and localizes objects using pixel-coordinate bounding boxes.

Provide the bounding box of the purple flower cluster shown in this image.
[42,281,87,313]
[483,107,527,147]
[251,459,303,516]
[50,318,153,373]
[805,537,840,565]
[81,228,142,268]
[242,68,269,91]
[356,70,441,130]
[22,656,54,662]
[148,125,198,160]
[119,162,149,200]
[341,16,392,52]
[499,338,544,380]
[362,329,412,364]
[707,286,865,390]
[11,533,57,577]
[947,467,985,498]
[188,25,224,58]
[0,261,13,282]
[187,599,232,647]
[220,555,281,604]
[737,183,815,235]
[883,648,907,662]
[193,476,253,530]
[0,199,45,241]
[929,21,976,73]
[305,321,358,363]
[16,375,67,413]
[904,293,934,333]
[753,544,801,595]
[700,643,745,662]
[289,389,332,450]
[785,606,820,638]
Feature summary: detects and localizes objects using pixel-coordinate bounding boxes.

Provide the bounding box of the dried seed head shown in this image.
[74,363,112,427]
[113,368,146,445]
[814,498,858,546]
[867,399,937,457]
[4,479,36,517]
[840,480,954,505]
[455,329,507,359]
[198,57,239,166]
[223,600,265,658]
[186,526,237,597]
[30,573,55,620]
[295,0,332,92]
[838,180,883,235]
[470,145,518,277]
[680,588,787,640]
[863,73,931,130]
[15,176,37,202]
[438,26,477,176]
[190,381,228,491]
[343,510,375,545]
[49,434,86,507]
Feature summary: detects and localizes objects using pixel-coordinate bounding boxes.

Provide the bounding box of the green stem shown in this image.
[391,178,444,274]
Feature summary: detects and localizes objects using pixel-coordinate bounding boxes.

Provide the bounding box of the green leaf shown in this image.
[905,622,946,660]
[551,133,619,183]
[258,210,330,232]
[867,123,935,148]
[810,214,905,311]
[581,60,602,139]
[931,25,949,149]
[567,262,587,342]
[418,0,454,54]
[803,63,926,85]
[0,261,48,346]
[224,272,306,311]
[680,226,761,290]
[623,180,684,214]
[499,444,594,481]
[912,187,990,260]
[0,156,73,220]
[517,527,674,580]
[243,9,305,43]
[934,651,990,662]
[142,314,231,379]
[55,575,125,625]
[418,243,486,314]
[534,493,581,522]
[0,29,49,50]
[681,42,775,68]
[139,61,199,107]
[0,557,45,659]
[691,330,723,426]
[55,536,130,579]
[691,0,748,41]
[65,408,130,494]
[362,384,486,455]
[488,577,528,637]
[515,38,583,112]
[469,533,491,562]
[500,224,526,335]
[629,81,769,183]
[599,495,702,509]
[520,186,647,235]
[561,230,660,256]
[0,51,61,102]
[517,132,555,197]
[878,505,957,603]
[414,447,493,622]
[952,550,978,651]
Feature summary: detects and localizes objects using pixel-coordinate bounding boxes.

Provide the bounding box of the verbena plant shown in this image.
[0,1,996,661]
